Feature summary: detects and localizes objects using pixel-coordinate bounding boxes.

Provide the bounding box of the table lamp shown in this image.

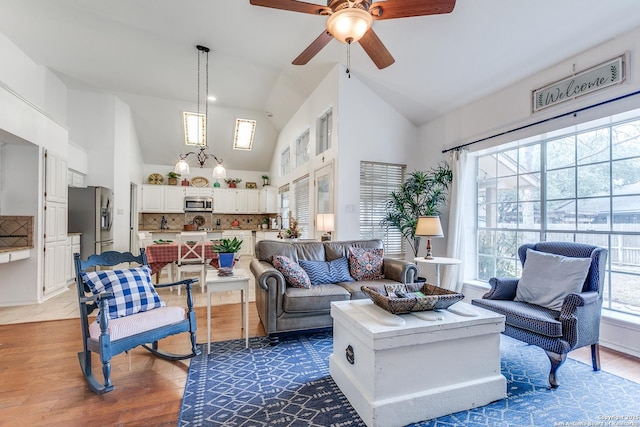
[316,213,335,241]
[415,216,444,259]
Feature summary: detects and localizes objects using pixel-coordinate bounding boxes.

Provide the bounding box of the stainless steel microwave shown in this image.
[184,197,213,212]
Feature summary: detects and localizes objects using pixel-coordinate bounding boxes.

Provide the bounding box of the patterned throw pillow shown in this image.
[299,257,354,285]
[81,266,165,320]
[272,255,311,289]
[348,247,384,281]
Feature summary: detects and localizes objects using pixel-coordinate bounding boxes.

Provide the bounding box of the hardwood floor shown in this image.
[0,304,265,427]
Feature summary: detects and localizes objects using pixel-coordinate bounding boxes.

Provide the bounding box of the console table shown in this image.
[330,299,506,427]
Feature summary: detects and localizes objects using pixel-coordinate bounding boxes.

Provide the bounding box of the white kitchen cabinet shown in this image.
[247,190,259,213]
[45,202,67,243]
[44,240,68,294]
[164,187,186,212]
[67,169,86,188]
[255,231,280,243]
[259,186,278,213]
[140,185,185,213]
[213,189,235,213]
[45,150,68,203]
[185,187,214,198]
[141,185,164,212]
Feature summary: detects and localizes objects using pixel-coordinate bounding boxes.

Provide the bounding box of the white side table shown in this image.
[414,257,462,287]
[206,268,249,353]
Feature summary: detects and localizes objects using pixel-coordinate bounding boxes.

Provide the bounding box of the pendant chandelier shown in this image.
[174,45,226,179]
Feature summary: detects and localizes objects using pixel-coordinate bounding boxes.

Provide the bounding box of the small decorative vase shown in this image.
[213,181,220,188]
[218,253,235,269]
[181,179,190,186]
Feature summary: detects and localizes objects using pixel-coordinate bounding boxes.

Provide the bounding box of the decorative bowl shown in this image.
[361,283,464,314]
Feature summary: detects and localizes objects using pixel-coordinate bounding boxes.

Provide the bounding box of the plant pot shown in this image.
[168,177,178,185]
[261,224,268,229]
[184,224,197,231]
[228,182,237,188]
[218,253,235,269]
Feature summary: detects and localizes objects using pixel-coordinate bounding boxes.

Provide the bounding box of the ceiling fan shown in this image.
[249,0,456,69]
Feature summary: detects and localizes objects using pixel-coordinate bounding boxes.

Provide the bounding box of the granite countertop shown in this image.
[0,246,32,253]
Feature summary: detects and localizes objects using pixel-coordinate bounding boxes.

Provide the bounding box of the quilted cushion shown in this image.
[88,305,185,341]
[299,257,354,285]
[515,249,591,311]
[81,266,165,320]
[272,255,311,289]
[348,247,384,281]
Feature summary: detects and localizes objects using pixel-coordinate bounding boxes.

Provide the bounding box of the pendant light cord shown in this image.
[346,40,352,79]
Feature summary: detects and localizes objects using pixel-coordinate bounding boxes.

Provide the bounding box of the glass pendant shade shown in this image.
[212,163,227,179]
[326,7,372,43]
[174,159,190,176]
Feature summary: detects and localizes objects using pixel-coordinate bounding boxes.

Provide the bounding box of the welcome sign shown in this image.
[532,54,625,112]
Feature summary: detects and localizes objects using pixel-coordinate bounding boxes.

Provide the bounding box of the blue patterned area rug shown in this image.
[179,332,640,426]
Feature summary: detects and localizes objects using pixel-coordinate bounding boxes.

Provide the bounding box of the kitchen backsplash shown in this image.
[0,216,34,248]
[139,213,277,231]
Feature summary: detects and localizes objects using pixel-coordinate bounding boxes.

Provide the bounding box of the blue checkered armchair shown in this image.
[472,242,608,388]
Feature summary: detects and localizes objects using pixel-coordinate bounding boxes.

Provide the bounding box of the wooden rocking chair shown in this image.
[74,249,200,394]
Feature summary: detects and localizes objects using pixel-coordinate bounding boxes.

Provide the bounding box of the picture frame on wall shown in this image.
[245,182,257,189]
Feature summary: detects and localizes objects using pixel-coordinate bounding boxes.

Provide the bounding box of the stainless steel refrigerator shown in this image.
[68,186,114,259]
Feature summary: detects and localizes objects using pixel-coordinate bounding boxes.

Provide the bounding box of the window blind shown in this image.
[359,161,406,256]
[293,175,310,238]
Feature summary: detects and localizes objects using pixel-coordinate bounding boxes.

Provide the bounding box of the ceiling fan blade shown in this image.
[370,0,456,20]
[359,28,395,69]
[249,0,330,15]
[292,31,333,65]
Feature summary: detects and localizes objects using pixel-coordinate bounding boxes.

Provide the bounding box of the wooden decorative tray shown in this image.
[361,283,464,314]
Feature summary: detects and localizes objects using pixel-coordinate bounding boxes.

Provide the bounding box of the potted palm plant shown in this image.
[213,237,243,269]
[381,163,453,257]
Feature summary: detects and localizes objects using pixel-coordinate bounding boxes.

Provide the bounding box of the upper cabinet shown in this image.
[141,185,184,213]
[139,185,277,214]
[45,151,67,203]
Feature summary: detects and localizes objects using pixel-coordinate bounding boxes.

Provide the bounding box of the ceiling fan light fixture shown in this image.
[326,7,372,44]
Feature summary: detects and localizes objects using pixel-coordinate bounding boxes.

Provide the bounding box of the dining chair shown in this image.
[175,231,208,294]
[138,231,173,283]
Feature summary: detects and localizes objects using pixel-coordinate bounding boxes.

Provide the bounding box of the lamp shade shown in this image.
[316,213,335,232]
[326,7,372,44]
[415,216,444,237]
[212,163,227,179]
[174,159,190,176]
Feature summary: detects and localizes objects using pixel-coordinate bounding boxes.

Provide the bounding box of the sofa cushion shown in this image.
[348,247,384,281]
[324,239,384,261]
[272,255,311,289]
[515,249,591,311]
[299,257,354,285]
[81,266,165,320]
[472,298,563,337]
[88,305,185,341]
[282,284,350,312]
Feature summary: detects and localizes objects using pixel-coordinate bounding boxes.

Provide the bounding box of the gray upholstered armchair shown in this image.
[472,242,608,388]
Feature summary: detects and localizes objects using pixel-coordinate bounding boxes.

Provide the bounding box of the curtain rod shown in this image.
[441,89,640,154]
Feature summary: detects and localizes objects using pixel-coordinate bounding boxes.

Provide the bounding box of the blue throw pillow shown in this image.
[81,266,165,320]
[299,257,355,285]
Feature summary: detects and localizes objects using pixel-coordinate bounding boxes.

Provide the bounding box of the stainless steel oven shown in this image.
[184,197,213,212]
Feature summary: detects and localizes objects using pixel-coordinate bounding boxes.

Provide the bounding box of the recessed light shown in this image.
[208,95,216,102]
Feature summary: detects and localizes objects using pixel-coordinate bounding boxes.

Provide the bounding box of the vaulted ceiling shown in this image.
[2,0,640,171]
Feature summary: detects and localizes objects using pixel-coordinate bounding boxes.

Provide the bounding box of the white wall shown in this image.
[337,65,418,241]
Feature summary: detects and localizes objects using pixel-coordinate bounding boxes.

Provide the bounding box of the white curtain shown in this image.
[442,149,468,292]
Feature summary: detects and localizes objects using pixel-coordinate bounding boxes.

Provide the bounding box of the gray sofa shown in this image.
[250,239,418,344]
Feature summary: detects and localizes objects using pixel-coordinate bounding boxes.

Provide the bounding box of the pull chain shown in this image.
[346,39,352,78]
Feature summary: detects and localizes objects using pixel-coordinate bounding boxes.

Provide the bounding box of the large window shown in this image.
[293,175,310,239]
[279,184,290,230]
[360,161,406,256]
[476,109,640,317]
[280,146,290,177]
